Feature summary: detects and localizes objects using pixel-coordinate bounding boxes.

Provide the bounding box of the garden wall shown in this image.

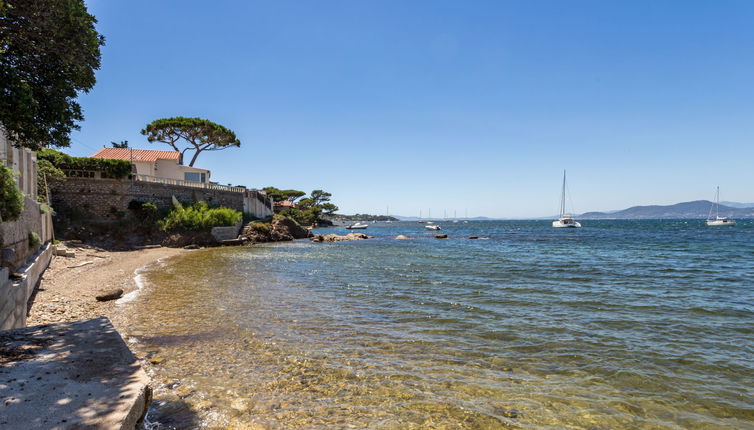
[51,177,247,219]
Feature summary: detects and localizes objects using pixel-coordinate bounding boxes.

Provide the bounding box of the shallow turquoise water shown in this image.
[124,220,754,429]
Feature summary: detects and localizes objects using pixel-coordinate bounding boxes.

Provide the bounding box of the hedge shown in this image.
[37,149,133,179]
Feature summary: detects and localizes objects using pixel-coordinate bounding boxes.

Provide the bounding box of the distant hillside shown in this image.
[720,201,754,209]
[332,214,399,222]
[580,200,754,219]
[393,215,495,221]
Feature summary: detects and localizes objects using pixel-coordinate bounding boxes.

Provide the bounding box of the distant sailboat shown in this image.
[706,186,736,226]
[552,170,582,228]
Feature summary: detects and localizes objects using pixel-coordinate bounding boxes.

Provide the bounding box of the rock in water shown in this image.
[176,385,194,398]
[271,214,312,240]
[395,235,411,240]
[310,233,371,242]
[435,234,448,239]
[239,214,313,243]
[469,235,479,239]
[95,289,123,301]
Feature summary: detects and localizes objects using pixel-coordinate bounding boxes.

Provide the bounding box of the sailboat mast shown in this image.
[716,186,720,219]
[561,170,567,217]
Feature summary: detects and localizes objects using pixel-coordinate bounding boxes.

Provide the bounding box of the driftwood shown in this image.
[67,261,93,268]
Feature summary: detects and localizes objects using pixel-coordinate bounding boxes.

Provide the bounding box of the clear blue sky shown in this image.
[70,0,754,218]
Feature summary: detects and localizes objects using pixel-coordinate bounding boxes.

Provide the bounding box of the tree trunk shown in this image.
[188,149,203,166]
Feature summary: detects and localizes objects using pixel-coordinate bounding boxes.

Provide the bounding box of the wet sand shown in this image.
[27,242,185,326]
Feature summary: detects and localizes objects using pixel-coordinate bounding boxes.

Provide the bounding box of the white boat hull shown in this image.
[425,225,441,230]
[346,223,368,229]
[706,219,736,226]
[552,219,581,228]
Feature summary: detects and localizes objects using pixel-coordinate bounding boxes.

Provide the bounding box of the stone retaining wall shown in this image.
[51,177,246,219]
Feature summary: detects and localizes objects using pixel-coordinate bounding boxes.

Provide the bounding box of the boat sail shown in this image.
[706,186,736,226]
[552,170,582,228]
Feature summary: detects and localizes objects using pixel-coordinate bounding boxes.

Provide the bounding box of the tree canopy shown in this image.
[140,117,240,166]
[262,186,306,202]
[280,189,339,225]
[0,0,104,149]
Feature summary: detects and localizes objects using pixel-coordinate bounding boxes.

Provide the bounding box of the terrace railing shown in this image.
[134,174,247,193]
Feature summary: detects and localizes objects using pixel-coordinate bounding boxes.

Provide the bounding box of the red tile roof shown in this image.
[274,200,298,208]
[91,148,180,163]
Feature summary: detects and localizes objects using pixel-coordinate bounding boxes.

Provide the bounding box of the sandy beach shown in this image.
[27,242,185,326]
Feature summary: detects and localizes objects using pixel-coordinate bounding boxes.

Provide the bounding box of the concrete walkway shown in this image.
[0,317,151,429]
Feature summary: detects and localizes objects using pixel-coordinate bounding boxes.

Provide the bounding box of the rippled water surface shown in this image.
[117,220,754,429]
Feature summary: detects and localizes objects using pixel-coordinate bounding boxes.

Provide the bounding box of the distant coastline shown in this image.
[384,200,754,221]
[578,200,754,220]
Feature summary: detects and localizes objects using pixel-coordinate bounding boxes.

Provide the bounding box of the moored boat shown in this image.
[345,222,369,230]
[706,186,736,226]
[553,170,582,228]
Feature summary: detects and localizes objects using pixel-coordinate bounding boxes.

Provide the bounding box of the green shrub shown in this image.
[37,149,133,179]
[141,202,158,219]
[247,221,271,234]
[279,207,318,226]
[0,165,24,222]
[158,201,241,232]
[28,231,41,248]
[36,158,66,202]
[127,200,159,221]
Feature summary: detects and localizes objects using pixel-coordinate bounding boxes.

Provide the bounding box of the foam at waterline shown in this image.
[116,257,168,305]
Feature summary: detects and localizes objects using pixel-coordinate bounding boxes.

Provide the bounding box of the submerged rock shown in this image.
[395,235,411,240]
[435,234,448,239]
[175,385,194,398]
[492,403,520,419]
[468,235,479,239]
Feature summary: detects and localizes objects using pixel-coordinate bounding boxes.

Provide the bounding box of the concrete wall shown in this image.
[154,159,210,183]
[211,220,243,241]
[1,197,53,269]
[0,127,37,197]
[244,190,274,219]
[0,243,53,329]
[1,128,53,270]
[132,161,154,176]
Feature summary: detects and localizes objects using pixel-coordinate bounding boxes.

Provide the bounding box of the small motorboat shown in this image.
[345,222,368,230]
[424,223,441,231]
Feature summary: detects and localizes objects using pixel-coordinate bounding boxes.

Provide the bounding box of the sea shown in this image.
[116,220,754,429]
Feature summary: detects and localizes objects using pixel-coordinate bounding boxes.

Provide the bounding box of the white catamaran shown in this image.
[706,186,736,226]
[552,170,582,228]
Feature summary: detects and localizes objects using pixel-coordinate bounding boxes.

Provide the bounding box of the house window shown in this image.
[184,172,206,183]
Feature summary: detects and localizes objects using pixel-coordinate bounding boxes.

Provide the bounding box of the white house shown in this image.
[90,148,211,183]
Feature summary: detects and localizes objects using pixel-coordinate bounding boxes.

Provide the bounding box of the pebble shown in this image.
[230,398,251,413]
[176,385,194,398]
[193,399,213,410]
